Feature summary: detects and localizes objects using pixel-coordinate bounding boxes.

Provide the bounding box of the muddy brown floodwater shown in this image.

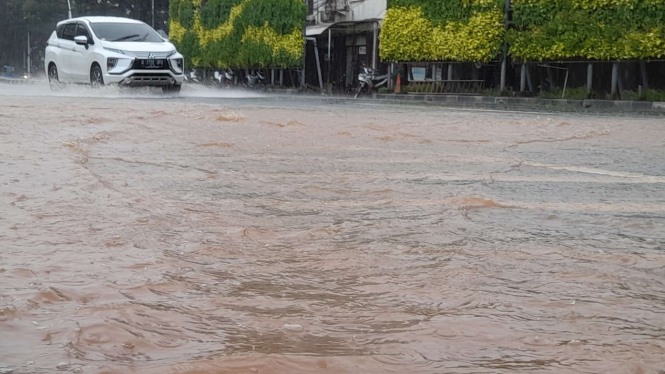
[1,92,664,374]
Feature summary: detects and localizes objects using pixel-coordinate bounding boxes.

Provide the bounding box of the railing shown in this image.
[407,80,484,95]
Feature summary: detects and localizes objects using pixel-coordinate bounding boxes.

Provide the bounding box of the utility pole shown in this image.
[27,32,31,75]
[301,0,306,90]
[372,21,377,70]
[152,0,155,28]
[500,0,510,93]
[67,0,72,18]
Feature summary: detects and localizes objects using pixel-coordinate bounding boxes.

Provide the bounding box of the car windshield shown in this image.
[89,22,163,42]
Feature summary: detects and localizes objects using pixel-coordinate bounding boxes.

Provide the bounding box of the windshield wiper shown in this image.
[112,34,140,42]
[134,33,150,42]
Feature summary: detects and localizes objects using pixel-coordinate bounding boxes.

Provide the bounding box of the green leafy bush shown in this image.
[380,0,505,62]
[539,86,588,100]
[169,0,306,68]
[622,89,665,101]
[508,0,665,60]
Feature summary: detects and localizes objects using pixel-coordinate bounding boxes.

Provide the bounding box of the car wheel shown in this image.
[162,85,181,94]
[48,64,61,91]
[90,64,104,88]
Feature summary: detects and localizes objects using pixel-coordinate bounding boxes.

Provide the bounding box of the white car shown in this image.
[45,16,184,93]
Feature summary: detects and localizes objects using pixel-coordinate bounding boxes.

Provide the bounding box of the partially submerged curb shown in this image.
[372,93,665,115]
[265,88,665,115]
[0,78,43,85]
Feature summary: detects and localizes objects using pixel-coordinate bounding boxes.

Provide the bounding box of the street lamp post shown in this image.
[27,32,31,75]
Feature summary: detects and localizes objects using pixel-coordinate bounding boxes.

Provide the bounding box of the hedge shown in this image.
[168,0,306,68]
[507,0,665,60]
[171,0,665,66]
[380,0,506,62]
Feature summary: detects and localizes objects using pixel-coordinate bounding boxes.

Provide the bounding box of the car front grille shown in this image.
[121,73,175,86]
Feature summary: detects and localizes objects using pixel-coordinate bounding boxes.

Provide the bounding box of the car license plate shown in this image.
[139,59,164,69]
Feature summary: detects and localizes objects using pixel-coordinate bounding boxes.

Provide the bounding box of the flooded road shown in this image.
[1,86,664,373]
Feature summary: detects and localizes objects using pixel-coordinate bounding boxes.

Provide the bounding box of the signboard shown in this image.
[359,46,366,55]
[411,67,426,81]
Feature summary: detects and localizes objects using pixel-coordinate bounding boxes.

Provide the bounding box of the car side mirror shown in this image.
[74,35,89,49]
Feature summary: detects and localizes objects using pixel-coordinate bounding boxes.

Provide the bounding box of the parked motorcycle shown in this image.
[354,66,388,98]
[245,70,266,91]
[212,69,235,88]
[185,69,200,84]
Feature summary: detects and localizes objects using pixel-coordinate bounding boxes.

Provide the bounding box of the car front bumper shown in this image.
[105,69,184,87]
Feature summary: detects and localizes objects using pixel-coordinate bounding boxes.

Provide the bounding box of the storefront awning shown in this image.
[306,20,383,37]
[306,23,334,36]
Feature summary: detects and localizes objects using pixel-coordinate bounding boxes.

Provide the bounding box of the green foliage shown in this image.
[179,31,201,67]
[169,0,306,68]
[234,0,305,34]
[199,0,242,29]
[644,89,665,102]
[380,3,505,62]
[508,0,665,60]
[539,86,588,100]
[622,89,665,101]
[389,0,504,24]
[170,0,196,28]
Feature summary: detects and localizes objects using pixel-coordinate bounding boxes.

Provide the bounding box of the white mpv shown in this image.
[45,17,185,93]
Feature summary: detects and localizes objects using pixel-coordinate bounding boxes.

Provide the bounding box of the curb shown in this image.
[0,78,43,85]
[371,93,665,115]
[266,88,300,95]
[262,88,665,115]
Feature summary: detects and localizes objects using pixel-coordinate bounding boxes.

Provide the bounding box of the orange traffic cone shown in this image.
[395,74,401,94]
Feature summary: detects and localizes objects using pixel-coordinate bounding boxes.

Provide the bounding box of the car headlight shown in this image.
[107,58,134,74]
[107,58,118,70]
[103,47,125,55]
[169,58,184,74]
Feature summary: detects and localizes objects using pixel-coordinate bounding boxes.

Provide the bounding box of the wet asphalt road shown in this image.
[1,83,664,374]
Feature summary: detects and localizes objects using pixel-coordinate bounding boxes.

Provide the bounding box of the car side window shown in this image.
[62,23,76,41]
[76,23,94,44]
[56,24,65,39]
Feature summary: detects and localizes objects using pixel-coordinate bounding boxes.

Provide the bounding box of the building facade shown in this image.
[304,0,386,91]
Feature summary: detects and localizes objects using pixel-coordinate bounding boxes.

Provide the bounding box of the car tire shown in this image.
[90,64,104,88]
[162,85,181,94]
[48,63,61,91]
